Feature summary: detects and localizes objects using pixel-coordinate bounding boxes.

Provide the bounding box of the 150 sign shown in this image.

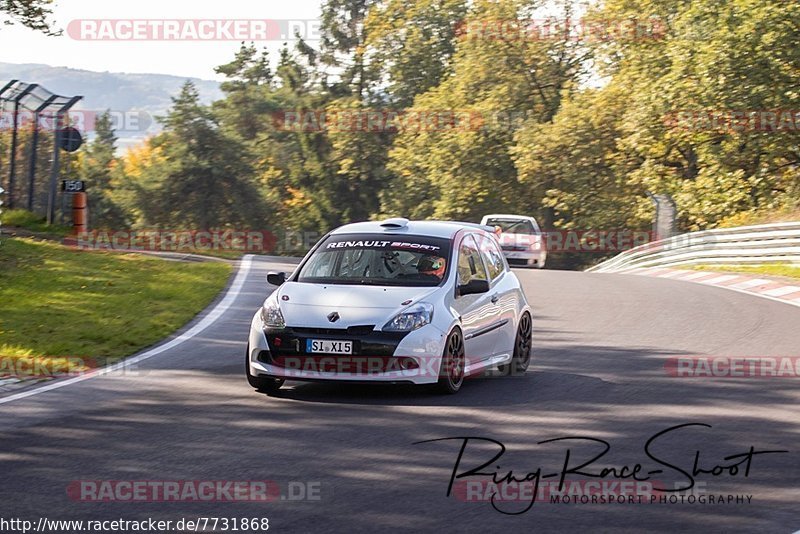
[62,180,86,193]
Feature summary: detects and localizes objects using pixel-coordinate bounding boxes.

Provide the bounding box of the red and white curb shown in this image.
[618,267,800,308]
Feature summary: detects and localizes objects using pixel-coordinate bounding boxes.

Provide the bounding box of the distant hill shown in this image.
[0,62,223,149]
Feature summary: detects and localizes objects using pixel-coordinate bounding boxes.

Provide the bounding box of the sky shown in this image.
[0,0,324,80]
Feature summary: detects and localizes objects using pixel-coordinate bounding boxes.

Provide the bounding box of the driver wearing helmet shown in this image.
[417,254,446,280]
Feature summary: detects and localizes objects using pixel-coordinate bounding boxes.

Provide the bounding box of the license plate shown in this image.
[505,252,525,258]
[306,339,353,355]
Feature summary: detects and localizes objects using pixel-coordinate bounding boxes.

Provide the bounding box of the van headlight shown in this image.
[260,298,285,329]
[383,302,434,332]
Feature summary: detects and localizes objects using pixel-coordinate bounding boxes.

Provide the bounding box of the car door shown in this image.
[452,234,498,368]
[476,233,518,360]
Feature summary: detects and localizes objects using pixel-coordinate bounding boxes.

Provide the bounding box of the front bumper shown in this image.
[247,312,447,384]
[502,249,546,268]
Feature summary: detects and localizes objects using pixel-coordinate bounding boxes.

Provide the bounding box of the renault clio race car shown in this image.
[246,218,533,394]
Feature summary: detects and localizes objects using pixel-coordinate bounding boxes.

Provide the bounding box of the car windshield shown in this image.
[485,218,538,235]
[297,233,451,287]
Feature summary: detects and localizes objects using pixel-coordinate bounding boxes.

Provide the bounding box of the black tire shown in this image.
[497,312,532,376]
[245,344,284,394]
[437,328,465,394]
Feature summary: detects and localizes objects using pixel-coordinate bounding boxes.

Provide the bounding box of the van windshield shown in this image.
[485,218,538,235]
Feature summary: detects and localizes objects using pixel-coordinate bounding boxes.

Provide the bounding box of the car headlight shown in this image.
[383,302,434,332]
[260,298,285,329]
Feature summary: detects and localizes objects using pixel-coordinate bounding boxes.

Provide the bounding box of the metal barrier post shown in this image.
[72,191,87,234]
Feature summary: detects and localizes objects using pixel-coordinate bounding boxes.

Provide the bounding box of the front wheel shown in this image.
[437,329,465,394]
[245,344,284,395]
[497,312,532,375]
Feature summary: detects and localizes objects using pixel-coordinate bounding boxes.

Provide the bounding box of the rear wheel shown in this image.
[497,312,532,375]
[437,329,465,394]
[245,344,284,395]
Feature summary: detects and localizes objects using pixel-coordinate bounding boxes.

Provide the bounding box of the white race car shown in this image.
[480,214,547,269]
[246,218,533,394]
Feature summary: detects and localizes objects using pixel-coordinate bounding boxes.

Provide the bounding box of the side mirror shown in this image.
[266,271,287,286]
[457,279,490,297]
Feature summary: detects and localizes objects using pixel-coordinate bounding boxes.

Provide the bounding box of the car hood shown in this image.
[276,282,439,329]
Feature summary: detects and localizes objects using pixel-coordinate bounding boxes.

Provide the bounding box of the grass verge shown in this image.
[0,237,232,377]
[687,264,800,280]
[1,208,71,237]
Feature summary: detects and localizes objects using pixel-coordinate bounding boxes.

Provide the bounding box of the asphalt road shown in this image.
[2,256,799,533]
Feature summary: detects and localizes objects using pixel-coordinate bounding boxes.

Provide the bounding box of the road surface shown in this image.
[2,256,799,533]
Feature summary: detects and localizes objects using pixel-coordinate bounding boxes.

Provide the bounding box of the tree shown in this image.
[365,0,469,107]
[589,0,800,229]
[319,0,379,100]
[133,82,267,229]
[382,0,588,221]
[248,45,338,235]
[79,111,127,228]
[1,0,59,35]
[213,43,275,141]
[513,85,651,233]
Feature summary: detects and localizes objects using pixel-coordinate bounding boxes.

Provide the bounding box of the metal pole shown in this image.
[645,191,658,238]
[46,96,82,225]
[27,96,57,212]
[26,113,39,210]
[8,99,20,209]
[60,183,66,224]
[60,149,70,224]
[0,80,19,184]
[47,112,61,225]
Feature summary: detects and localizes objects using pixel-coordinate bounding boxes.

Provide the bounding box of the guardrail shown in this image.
[587,222,800,273]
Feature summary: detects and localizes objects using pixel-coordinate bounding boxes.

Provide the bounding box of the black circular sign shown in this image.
[58,127,83,152]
